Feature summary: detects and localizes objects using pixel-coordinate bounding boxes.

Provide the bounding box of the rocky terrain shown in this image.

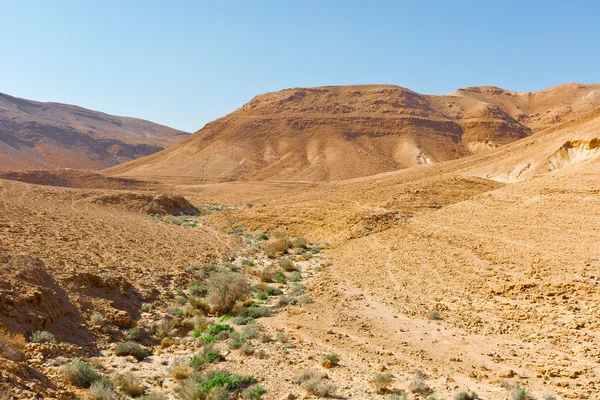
[0,92,189,172]
[1,83,600,400]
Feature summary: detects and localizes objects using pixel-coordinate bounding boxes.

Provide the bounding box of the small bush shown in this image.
[176,369,257,400]
[90,312,106,326]
[289,271,302,282]
[291,237,309,249]
[302,378,336,397]
[241,343,255,356]
[240,324,260,341]
[511,383,535,400]
[171,358,193,380]
[89,378,117,400]
[141,303,153,312]
[62,359,101,388]
[29,330,57,344]
[231,316,255,326]
[0,329,26,361]
[426,310,441,320]
[374,373,394,394]
[244,385,265,399]
[258,264,278,282]
[274,271,287,284]
[262,235,291,258]
[189,283,206,297]
[115,372,146,397]
[206,386,229,400]
[128,327,143,342]
[323,353,340,366]
[190,344,224,367]
[204,324,233,336]
[207,271,252,315]
[278,258,297,272]
[454,391,480,400]
[153,319,176,339]
[236,306,271,319]
[114,342,150,361]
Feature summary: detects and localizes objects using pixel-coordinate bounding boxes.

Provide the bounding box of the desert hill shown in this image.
[0,92,190,172]
[108,83,600,183]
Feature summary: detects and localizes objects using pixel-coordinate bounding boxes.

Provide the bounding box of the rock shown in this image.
[322,359,333,369]
[499,369,515,378]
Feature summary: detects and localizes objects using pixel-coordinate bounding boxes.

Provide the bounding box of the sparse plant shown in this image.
[114,342,150,361]
[454,391,480,400]
[189,283,205,297]
[62,359,101,388]
[171,358,194,380]
[240,324,260,340]
[89,377,117,400]
[175,369,256,400]
[511,383,535,400]
[90,312,106,326]
[29,330,57,344]
[153,319,176,339]
[262,235,292,258]
[141,303,152,312]
[0,329,26,361]
[291,237,309,249]
[236,306,271,319]
[543,395,557,400]
[140,393,168,400]
[278,258,297,272]
[128,327,143,342]
[115,372,146,397]
[302,378,336,397]
[373,373,394,394]
[323,353,340,367]
[231,316,255,326]
[289,271,302,282]
[241,343,255,355]
[426,310,441,320]
[410,373,432,395]
[244,385,265,399]
[207,271,252,315]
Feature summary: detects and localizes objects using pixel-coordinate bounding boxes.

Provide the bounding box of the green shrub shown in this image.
[274,271,287,284]
[176,370,257,400]
[256,233,269,241]
[190,344,224,368]
[289,271,302,282]
[62,359,101,388]
[128,327,143,342]
[308,247,320,254]
[302,378,336,397]
[115,372,146,397]
[240,324,260,341]
[454,391,480,400]
[511,384,535,400]
[89,377,117,400]
[29,330,57,344]
[114,342,150,361]
[426,310,441,320]
[236,306,271,319]
[90,312,106,326]
[204,324,233,336]
[291,237,309,249]
[265,286,283,296]
[244,385,265,399]
[189,283,205,297]
[231,316,255,326]
[207,271,252,315]
[153,320,176,339]
[241,343,255,356]
[141,303,153,312]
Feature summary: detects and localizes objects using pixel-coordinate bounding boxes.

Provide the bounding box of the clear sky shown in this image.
[1,1,597,132]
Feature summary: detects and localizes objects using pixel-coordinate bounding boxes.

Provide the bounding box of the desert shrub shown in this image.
[207,271,251,315]
[302,378,336,397]
[29,330,57,344]
[114,342,150,361]
[204,324,233,336]
[511,383,535,400]
[274,271,286,284]
[115,372,146,397]
[373,373,394,394]
[278,258,297,272]
[190,344,224,368]
[176,369,256,400]
[231,316,255,326]
[454,391,480,400]
[543,396,557,400]
[90,312,106,326]
[141,303,153,312]
[255,291,268,301]
[176,296,189,306]
[265,286,283,296]
[128,327,143,342]
[258,264,277,282]
[89,377,117,400]
[191,316,210,330]
[206,386,229,400]
[228,333,244,350]
[289,271,302,282]
[236,306,271,319]
[189,283,206,297]
[62,359,101,388]
[426,310,441,320]
[297,294,313,304]
[256,233,269,241]
[240,324,260,341]
[323,353,339,366]
[244,385,265,399]
[241,343,255,356]
[291,237,309,249]
[153,319,177,339]
[0,329,26,361]
[171,358,194,380]
[262,235,291,258]
[410,375,432,395]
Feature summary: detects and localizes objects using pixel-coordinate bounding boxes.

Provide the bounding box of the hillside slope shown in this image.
[0,92,190,171]
[108,83,600,183]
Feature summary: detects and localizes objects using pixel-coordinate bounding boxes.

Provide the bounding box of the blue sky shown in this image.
[1,1,597,132]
